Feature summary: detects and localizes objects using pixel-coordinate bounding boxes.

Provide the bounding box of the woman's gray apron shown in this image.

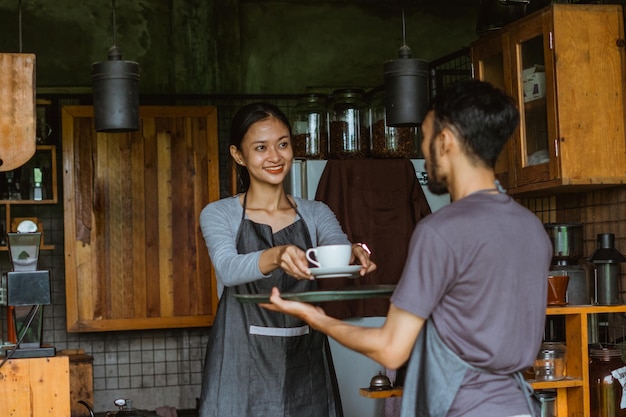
[400,319,539,417]
[199,195,342,417]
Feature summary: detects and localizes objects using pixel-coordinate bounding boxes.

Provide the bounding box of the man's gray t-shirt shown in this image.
[391,191,552,417]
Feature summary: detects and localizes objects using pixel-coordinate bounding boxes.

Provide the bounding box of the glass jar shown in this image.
[589,347,626,417]
[368,86,418,158]
[291,94,329,159]
[328,88,369,159]
[534,342,567,381]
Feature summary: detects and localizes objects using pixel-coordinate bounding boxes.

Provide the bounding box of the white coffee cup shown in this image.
[305,244,351,268]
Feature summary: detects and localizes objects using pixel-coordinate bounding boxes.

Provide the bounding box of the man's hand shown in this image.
[260,287,327,326]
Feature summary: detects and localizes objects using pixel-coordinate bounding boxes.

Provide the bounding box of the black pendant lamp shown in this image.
[91,0,140,132]
[383,10,429,127]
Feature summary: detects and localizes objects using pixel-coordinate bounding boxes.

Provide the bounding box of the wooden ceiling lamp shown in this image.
[0,0,36,172]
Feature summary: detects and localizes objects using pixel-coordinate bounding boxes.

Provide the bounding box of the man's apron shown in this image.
[400,319,539,417]
[199,194,342,417]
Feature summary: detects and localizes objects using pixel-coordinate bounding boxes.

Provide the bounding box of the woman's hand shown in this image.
[260,245,313,280]
[351,243,377,276]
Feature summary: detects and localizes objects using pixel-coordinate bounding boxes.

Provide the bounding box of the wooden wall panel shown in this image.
[62,106,219,332]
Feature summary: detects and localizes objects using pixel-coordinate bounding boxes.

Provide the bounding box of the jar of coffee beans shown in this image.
[328,89,369,159]
[368,86,418,158]
[291,94,329,159]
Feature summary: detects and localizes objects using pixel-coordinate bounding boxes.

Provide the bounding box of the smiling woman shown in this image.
[197,102,376,417]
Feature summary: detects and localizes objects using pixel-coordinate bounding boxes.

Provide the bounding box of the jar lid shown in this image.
[331,88,365,99]
[298,93,328,104]
[537,342,566,359]
[590,347,623,360]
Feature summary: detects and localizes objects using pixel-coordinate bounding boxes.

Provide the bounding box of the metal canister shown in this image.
[589,347,626,417]
[328,88,368,159]
[536,390,556,417]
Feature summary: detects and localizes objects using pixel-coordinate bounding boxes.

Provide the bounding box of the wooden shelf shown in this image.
[531,377,584,390]
[546,304,626,315]
[359,387,403,398]
[0,245,55,251]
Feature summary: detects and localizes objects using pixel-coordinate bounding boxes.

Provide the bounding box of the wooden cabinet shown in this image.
[471,4,626,196]
[471,31,514,190]
[0,145,58,250]
[0,356,70,417]
[62,106,220,332]
[532,305,626,417]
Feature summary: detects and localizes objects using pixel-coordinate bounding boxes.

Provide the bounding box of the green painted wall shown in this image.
[239,2,479,93]
[0,0,479,94]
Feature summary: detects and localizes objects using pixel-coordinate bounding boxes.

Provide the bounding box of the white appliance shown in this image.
[286,158,450,417]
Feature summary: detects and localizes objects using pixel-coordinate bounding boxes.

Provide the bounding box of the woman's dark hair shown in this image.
[230,102,292,192]
[429,79,519,169]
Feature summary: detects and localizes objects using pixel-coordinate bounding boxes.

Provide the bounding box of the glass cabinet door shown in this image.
[519,35,549,168]
[472,34,513,189]
[510,14,557,187]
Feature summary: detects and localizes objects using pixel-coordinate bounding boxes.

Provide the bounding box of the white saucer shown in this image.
[310,265,362,279]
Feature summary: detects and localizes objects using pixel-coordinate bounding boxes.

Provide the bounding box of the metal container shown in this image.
[536,390,556,417]
[590,233,626,306]
[544,223,584,265]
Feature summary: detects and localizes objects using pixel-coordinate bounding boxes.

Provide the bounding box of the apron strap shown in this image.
[512,371,540,417]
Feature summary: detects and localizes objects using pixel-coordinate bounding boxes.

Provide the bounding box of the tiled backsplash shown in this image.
[0,203,208,412]
[520,185,626,293]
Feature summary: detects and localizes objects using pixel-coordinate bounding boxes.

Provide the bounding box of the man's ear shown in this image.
[438,127,457,156]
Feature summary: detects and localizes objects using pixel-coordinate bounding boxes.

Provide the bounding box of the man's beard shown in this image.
[426,136,449,196]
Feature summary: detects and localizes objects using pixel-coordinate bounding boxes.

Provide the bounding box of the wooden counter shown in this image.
[359,387,404,398]
[0,355,70,417]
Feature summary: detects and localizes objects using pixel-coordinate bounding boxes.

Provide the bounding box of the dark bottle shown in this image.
[589,347,626,417]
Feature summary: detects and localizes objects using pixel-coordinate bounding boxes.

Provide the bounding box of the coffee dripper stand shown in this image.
[545,224,591,342]
[1,227,54,358]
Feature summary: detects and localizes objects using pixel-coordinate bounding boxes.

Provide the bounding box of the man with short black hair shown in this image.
[264,79,552,417]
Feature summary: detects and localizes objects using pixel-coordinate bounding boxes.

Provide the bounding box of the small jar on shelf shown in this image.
[291,94,329,159]
[533,342,567,381]
[328,88,369,159]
